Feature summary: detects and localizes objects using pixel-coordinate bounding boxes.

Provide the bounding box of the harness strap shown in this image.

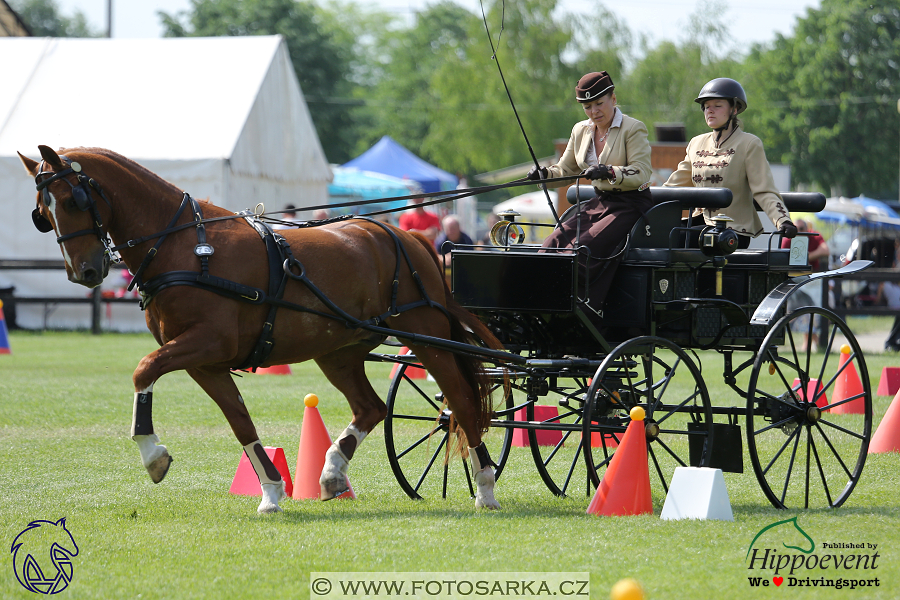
[128,193,194,292]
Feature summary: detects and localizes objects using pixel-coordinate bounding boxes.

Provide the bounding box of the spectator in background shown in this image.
[312,208,331,221]
[399,197,441,242]
[274,204,300,229]
[434,215,473,267]
[877,281,900,351]
[780,218,829,271]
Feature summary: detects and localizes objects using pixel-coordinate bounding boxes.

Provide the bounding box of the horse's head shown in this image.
[19,146,113,287]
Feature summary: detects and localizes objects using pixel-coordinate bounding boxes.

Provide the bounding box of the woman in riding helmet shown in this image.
[664,78,796,247]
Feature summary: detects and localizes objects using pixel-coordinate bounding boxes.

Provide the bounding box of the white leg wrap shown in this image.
[469,446,500,510]
[243,441,286,514]
[320,423,364,500]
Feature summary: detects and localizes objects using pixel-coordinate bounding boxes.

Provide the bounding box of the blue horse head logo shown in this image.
[11,518,79,594]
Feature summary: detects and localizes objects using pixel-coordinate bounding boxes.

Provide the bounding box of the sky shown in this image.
[55,0,823,49]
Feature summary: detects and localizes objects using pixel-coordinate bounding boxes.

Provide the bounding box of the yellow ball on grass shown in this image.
[610,577,645,600]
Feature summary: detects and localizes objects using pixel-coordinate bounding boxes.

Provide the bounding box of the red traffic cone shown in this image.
[877,367,900,397]
[587,406,652,516]
[293,394,355,500]
[229,446,294,497]
[256,364,292,375]
[0,299,10,355]
[791,378,828,408]
[389,347,426,379]
[869,389,900,454]
[830,344,865,414]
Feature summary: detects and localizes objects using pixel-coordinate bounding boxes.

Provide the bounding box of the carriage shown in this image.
[25,145,874,513]
[378,185,874,510]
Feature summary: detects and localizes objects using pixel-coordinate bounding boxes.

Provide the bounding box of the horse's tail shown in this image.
[409,232,504,440]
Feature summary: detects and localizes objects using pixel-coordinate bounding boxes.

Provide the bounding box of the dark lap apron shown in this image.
[541,188,654,308]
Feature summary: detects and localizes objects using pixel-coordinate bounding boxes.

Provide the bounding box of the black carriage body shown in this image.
[451,197,801,354]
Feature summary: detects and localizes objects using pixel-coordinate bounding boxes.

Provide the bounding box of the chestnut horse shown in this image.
[21,145,502,513]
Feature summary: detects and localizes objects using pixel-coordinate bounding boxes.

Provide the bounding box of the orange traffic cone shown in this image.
[389,347,426,379]
[0,299,10,355]
[869,389,900,454]
[229,446,294,497]
[293,394,355,500]
[256,364,292,375]
[586,406,652,516]
[830,344,865,414]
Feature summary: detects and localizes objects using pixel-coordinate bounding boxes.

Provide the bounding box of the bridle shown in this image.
[33,156,117,261]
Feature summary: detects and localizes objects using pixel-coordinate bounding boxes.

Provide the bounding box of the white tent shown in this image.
[0,35,331,330]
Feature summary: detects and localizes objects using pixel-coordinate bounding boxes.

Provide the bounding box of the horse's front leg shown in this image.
[189,368,286,514]
[131,382,172,483]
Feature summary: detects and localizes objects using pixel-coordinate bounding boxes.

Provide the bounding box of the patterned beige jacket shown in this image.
[545,108,653,193]
[664,127,791,236]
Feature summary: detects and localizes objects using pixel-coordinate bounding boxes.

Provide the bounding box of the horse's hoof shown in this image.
[474,468,500,510]
[320,477,350,501]
[146,452,173,484]
[258,481,286,514]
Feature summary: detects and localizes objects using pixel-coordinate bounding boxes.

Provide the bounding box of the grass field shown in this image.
[1,330,899,599]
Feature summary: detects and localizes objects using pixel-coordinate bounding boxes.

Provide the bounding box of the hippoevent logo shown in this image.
[10,518,79,594]
[745,517,880,591]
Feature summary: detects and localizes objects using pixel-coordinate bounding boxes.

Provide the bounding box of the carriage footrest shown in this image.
[688,422,743,473]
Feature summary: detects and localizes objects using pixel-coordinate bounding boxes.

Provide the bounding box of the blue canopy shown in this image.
[328,166,419,214]
[342,136,458,194]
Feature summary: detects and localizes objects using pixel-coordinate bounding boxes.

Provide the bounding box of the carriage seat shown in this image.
[565,185,733,209]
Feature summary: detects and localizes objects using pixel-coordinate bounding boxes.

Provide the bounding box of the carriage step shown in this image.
[688,422,743,473]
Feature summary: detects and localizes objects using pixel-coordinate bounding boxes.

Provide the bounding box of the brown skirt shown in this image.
[541,188,654,308]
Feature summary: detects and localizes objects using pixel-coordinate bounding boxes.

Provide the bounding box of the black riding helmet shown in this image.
[695,78,747,114]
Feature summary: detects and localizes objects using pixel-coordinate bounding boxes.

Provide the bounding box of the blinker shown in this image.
[32,208,53,233]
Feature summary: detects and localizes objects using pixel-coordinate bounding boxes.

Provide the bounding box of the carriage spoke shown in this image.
[559,436,584,496]
[403,375,444,412]
[778,425,803,505]
[813,422,854,478]
[820,392,867,413]
[762,424,801,476]
[809,432,834,507]
[754,415,801,436]
[814,324,839,388]
[648,445,669,494]
[816,417,867,440]
[396,426,445,460]
[463,457,474,498]
[653,388,703,426]
[413,432,448,493]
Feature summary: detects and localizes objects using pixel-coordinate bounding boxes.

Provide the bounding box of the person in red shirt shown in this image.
[780,218,829,271]
[398,197,441,243]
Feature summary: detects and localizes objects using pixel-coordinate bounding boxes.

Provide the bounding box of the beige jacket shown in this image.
[664,127,791,236]
[545,108,653,193]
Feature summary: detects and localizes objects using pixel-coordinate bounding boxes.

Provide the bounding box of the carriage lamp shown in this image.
[490,210,526,246]
[700,214,738,257]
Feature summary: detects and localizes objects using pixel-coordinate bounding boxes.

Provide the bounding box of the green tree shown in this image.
[10,0,100,37]
[159,0,357,163]
[744,0,900,197]
[357,0,631,176]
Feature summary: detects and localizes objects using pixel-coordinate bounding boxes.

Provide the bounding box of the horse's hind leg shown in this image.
[314,344,387,500]
[188,368,286,514]
[408,345,500,509]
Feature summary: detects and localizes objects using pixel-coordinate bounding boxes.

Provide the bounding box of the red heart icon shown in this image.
[773,577,784,586]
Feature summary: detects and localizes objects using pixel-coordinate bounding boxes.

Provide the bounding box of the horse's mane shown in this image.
[60,146,184,197]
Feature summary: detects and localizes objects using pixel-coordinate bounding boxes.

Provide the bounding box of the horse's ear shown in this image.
[38,145,64,170]
[18,151,39,176]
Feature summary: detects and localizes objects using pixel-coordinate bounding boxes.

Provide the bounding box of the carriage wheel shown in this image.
[581,336,714,498]
[384,362,513,500]
[524,375,598,498]
[746,306,872,509]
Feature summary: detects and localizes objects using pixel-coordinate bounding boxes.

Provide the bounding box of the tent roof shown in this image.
[342,135,456,194]
[0,36,327,175]
[328,166,419,212]
[492,190,558,220]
